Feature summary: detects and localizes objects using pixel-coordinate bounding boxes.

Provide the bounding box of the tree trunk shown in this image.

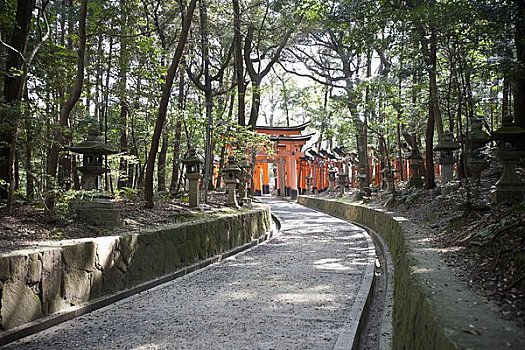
[24,116,34,200]
[427,30,443,141]
[514,0,525,131]
[244,24,293,128]
[248,79,262,128]
[157,129,168,192]
[0,0,35,200]
[144,0,197,208]
[118,0,129,189]
[423,29,441,189]
[232,0,246,126]
[170,69,185,195]
[201,0,214,202]
[45,0,88,212]
[216,89,236,188]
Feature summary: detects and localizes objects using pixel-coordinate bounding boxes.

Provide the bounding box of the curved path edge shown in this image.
[298,195,525,350]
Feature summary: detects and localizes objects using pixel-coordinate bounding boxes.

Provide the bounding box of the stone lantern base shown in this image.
[186,173,202,208]
[225,182,240,209]
[490,150,525,204]
[407,174,424,189]
[491,185,525,204]
[69,196,121,226]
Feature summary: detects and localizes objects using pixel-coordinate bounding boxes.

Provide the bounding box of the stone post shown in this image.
[406,149,424,189]
[491,115,525,203]
[465,119,490,201]
[354,168,368,200]
[223,155,242,208]
[305,175,312,194]
[433,131,460,185]
[182,147,203,208]
[327,167,337,193]
[239,157,252,206]
[337,172,348,197]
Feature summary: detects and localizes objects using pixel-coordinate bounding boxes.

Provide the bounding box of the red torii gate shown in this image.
[253,122,314,199]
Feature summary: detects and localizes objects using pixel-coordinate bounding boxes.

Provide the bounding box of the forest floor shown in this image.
[0,164,524,328]
[0,191,231,254]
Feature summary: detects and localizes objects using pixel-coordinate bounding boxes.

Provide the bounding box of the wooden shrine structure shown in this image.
[253,122,315,199]
[251,121,446,199]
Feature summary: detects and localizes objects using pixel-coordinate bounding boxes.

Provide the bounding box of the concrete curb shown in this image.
[0,214,280,347]
[353,221,394,350]
[333,220,375,350]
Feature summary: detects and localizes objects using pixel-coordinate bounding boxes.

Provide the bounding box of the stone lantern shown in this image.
[381,167,394,194]
[66,129,120,226]
[68,129,118,190]
[490,114,525,203]
[337,171,348,197]
[222,155,242,208]
[305,175,313,194]
[433,131,460,185]
[328,167,338,192]
[406,149,424,189]
[465,119,490,200]
[182,147,203,208]
[238,157,252,205]
[354,167,368,200]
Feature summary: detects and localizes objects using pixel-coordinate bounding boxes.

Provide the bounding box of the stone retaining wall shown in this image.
[298,196,524,350]
[0,207,271,332]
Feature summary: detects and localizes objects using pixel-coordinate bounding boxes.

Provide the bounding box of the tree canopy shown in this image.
[1,0,524,209]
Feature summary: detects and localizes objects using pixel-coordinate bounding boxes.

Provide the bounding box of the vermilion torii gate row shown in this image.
[253,122,324,199]
[251,121,434,198]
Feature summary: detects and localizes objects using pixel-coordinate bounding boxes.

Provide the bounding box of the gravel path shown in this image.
[3,198,375,350]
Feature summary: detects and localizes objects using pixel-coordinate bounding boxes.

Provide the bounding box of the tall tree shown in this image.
[232,0,246,126]
[144,0,198,208]
[45,0,88,211]
[117,0,130,189]
[513,0,525,130]
[0,0,36,200]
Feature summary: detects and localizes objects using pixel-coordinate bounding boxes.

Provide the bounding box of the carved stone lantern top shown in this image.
[223,155,241,183]
[492,114,525,150]
[67,128,118,156]
[405,148,422,161]
[357,167,367,179]
[182,147,203,175]
[467,119,490,150]
[67,128,117,190]
[433,131,460,153]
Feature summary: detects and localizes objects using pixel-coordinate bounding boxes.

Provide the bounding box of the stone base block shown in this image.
[491,187,525,204]
[69,198,121,226]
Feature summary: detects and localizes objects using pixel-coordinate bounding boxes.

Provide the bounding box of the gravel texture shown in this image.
[3,198,375,350]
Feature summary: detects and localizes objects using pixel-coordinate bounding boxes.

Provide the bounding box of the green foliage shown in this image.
[214,120,272,157]
[55,189,107,214]
[116,187,140,201]
[3,0,523,202]
[0,0,16,35]
[297,0,328,21]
